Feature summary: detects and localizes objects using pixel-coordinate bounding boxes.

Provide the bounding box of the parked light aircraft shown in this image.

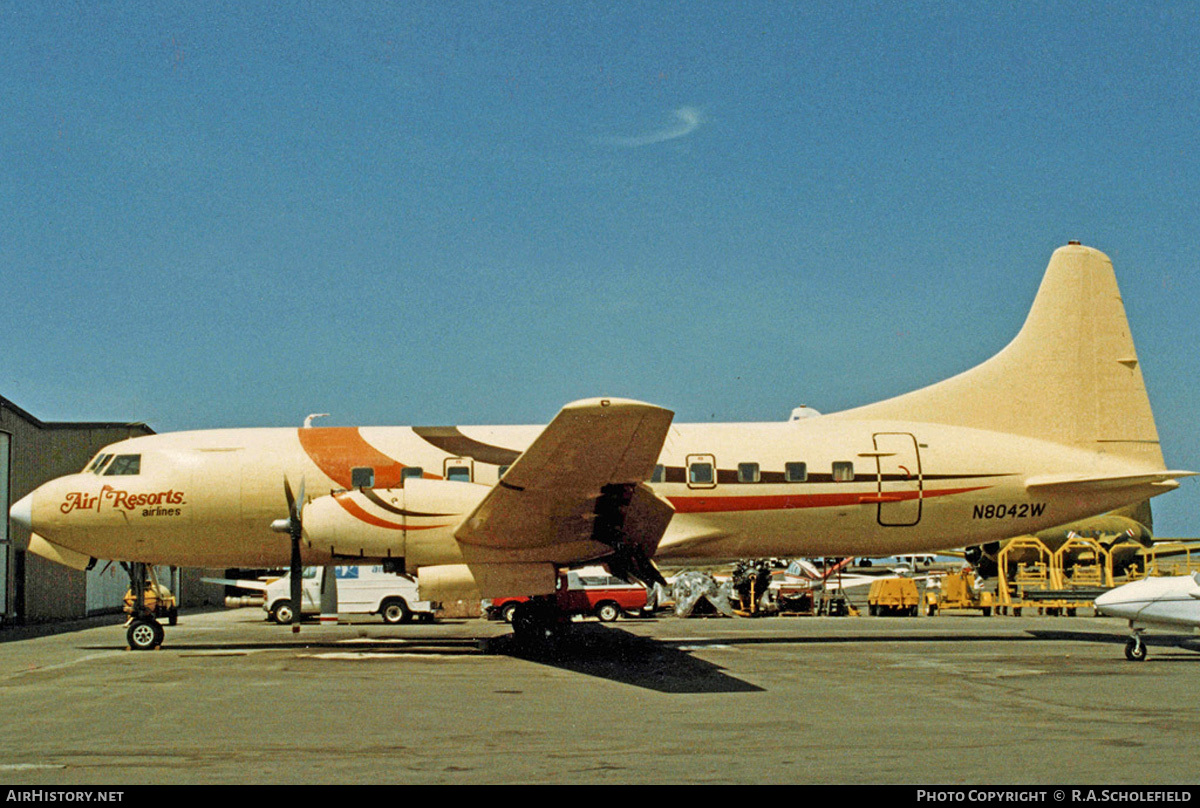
[8,243,1193,645]
[1094,573,1200,661]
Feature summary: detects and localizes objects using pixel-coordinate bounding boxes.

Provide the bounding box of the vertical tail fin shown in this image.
[830,243,1165,470]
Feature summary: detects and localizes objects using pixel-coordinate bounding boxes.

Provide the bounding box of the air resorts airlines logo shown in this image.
[61,485,187,516]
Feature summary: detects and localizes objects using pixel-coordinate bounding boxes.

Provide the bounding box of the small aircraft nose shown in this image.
[9,491,33,531]
[1094,585,1138,620]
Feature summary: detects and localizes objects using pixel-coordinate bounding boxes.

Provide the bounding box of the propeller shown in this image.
[273,477,306,633]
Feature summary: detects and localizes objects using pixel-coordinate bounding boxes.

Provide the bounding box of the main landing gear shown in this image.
[510,597,566,646]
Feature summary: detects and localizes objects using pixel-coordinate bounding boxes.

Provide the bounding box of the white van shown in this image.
[264,566,435,625]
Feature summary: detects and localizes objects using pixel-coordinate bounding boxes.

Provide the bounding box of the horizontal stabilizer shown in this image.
[1026,470,1196,495]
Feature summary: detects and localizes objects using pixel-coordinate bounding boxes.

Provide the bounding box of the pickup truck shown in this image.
[485,567,649,623]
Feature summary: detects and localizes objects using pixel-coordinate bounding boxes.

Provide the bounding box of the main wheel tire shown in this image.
[512,601,560,644]
[381,599,411,625]
[127,619,163,651]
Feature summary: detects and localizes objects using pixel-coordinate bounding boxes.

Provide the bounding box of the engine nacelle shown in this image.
[417,562,557,616]
[301,479,488,565]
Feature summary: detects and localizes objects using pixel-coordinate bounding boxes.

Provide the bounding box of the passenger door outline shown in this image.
[872,432,922,527]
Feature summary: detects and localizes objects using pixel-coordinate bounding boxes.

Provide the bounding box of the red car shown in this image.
[487,568,649,623]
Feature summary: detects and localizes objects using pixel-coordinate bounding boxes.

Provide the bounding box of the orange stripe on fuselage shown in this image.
[668,485,990,514]
[298,427,414,488]
[334,492,405,529]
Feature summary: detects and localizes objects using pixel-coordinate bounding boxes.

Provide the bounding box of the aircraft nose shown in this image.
[9,491,33,531]
[1093,585,1136,619]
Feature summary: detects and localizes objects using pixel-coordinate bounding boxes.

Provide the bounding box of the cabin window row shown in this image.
[650,461,856,484]
[348,464,476,488]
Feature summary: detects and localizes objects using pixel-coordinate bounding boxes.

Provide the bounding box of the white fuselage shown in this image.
[1094,573,1200,630]
[16,414,1176,570]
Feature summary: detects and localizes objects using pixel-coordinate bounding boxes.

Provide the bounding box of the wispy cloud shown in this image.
[600,106,704,148]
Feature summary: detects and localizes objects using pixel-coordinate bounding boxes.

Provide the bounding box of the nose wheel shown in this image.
[1124,630,1147,662]
[126,618,164,651]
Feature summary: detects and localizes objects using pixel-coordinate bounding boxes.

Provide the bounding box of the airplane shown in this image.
[962,501,1154,579]
[8,242,1193,647]
[1094,573,1200,661]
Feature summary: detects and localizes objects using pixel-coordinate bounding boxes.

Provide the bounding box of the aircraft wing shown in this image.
[454,398,675,579]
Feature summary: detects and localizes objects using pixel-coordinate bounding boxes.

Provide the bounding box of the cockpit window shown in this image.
[103,454,141,476]
[85,453,112,474]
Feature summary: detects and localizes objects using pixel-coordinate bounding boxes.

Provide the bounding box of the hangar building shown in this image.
[1,395,216,624]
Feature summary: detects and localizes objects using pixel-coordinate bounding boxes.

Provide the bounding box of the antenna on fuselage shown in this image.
[303,413,330,428]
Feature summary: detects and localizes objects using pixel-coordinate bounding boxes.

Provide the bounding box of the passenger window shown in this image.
[103,455,141,476]
[737,463,760,483]
[832,461,855,482]
[689,462,714,485]
[785,462,808,482]
[351,467,375,488]
[498,465,510,479]
[401,467,424,482]
[446,465,471,483]
[651,464,665,483]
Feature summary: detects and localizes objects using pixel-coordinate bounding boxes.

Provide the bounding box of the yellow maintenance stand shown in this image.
[997,536,1113,615]
[1142,541,1200,578]
[925,567,994,616]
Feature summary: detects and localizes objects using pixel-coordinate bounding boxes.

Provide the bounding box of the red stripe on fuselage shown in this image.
[667,485,990,514]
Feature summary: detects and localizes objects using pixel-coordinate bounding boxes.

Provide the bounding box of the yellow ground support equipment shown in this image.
[925,568,994,616]
[1142,542,1200,578]
[997,537,1108,615]
[122,566,178,625]
[867,578,919,616]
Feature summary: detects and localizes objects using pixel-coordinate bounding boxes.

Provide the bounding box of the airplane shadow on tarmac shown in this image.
[1026,629,1200,660]
[485,623,765,694]
[78,622,764,695]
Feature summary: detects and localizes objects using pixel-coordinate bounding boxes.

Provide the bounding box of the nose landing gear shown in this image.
[121,562,175,651]
[1124,629,1147,662]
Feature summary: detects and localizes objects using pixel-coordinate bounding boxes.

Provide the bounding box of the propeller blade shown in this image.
[282,476,306,633]
[290,534,302,633]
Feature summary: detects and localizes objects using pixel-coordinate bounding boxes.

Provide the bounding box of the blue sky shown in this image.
[3,2,1198,534]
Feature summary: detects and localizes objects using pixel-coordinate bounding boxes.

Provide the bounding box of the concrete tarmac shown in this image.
[1,607,1198,785]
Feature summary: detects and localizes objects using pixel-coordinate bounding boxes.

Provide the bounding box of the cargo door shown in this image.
[871,433,922,526]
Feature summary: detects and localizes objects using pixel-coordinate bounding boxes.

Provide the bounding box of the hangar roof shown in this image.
[0,394,154,434]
